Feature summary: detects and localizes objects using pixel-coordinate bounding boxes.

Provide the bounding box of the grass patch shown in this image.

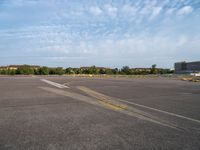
[181,76,200,82]
[63,74,161,78]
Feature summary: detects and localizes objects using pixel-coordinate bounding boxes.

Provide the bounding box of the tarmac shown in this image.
[0,76,200,150]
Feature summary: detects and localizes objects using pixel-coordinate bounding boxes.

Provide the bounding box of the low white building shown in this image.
[190,72,200,77]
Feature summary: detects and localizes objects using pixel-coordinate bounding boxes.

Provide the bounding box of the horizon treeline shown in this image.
[0,64,173,75]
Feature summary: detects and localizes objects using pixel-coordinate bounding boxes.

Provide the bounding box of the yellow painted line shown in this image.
[98,100,124,110]
[97,97,127,110]
[40,87,180,130]
[78,86,127,110]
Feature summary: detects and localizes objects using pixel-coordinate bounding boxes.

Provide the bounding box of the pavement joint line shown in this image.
[119,99,200,124]
[40,79,69,89]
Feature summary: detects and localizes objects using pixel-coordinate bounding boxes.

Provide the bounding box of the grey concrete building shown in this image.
[175,61,200,74]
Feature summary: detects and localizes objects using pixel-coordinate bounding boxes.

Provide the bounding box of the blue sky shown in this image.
[0,0,200,68]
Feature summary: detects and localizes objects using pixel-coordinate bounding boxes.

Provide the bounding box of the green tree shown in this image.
[73,68,80,74]
[150,64,157,74]
[8,69,16,75]
[49,68,56,75]
[88,66,98,74]
[82,68,89,74]
[105,68,113,75]
[112,68,119,74]
[34,69,39,75]
[121,66,131,75]
[0,69,8,75]
[55,67,64,75]
[16,65,34,75]
[99,68,106,74]
[65,68,74,74]
[39,67,49,75]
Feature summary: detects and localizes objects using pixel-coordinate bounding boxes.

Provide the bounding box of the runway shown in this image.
[0,76,199,149]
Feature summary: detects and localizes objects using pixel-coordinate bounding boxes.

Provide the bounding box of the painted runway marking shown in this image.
[77,86,184,130]
[40,79,69,89]
[78,86,200,124]
[40,86,179,130]
[98,101,125,110]
[119,99,200,124]
[63,83,70,86]
[181,92,193,95]
[77,86,127,110]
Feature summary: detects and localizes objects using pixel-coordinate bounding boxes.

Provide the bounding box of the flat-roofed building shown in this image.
[175,61,200,74]
[0,65,40,70]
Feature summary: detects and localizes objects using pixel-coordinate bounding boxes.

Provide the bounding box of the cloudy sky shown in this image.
[0,0,200,68]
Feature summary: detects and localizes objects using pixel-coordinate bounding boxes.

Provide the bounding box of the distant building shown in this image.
[175,61,200,74]
[0,65,40,70]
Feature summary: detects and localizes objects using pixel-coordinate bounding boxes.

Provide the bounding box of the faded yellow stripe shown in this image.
[98,101,124,110]
[40,87,180,130]
[98,99,127,110]
[78,86,127,110]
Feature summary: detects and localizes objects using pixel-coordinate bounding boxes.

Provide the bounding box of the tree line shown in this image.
[0,64,173,75]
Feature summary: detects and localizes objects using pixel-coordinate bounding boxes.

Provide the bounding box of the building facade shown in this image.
[175,61,200,74]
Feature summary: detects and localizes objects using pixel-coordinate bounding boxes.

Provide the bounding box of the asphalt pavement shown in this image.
[0,76,200,150]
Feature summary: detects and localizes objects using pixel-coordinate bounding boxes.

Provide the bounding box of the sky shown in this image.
[0,0,200,68]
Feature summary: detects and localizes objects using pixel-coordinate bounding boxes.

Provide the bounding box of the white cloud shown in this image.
[121,4,137,15]
[104,5,118,18]
[89,6,102,16]
[1,0,199,67]
[177,36,188,46]
[177,6,193,15]
[165,8,176,15]
[71,34,200,64]
[150,7,162,19]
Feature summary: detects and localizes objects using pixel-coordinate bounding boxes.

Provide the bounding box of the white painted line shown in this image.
[40,86,179,130]
[63,83,70,86]
[181,92,192,95]
[118,99,200,124]
[40,79,69,89]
